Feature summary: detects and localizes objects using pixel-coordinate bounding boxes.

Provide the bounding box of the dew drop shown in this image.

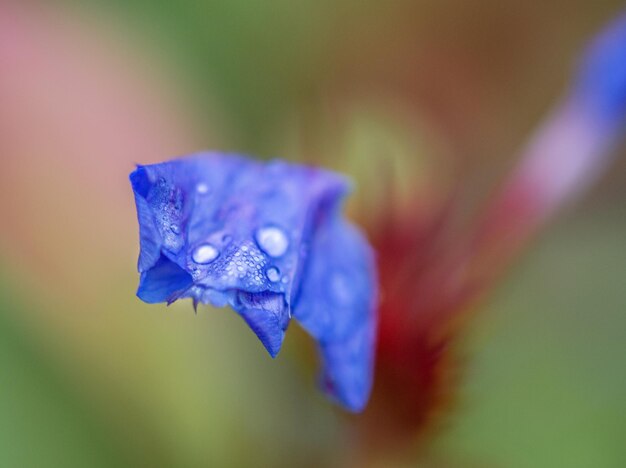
[196,183,210,195]
[266,267,281,283]
[192,243,219,264]
[255,226,289,258]
[170,224,180,234]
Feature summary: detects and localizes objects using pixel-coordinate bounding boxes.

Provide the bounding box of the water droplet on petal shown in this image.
[266,267,281,283]
[170,224,180,234]
[281,275,289,284]
[255,226,289,258]
[196,183,210,194]
[192,243,219,264]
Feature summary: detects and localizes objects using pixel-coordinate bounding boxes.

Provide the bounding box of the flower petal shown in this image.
[293,214,377,411]
[575,12,626,125]
[233,292,290,358]
[319,318,376,412]
[136,254,193,304]
[130,168,163,272]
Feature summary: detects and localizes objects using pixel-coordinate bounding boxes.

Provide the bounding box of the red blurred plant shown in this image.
[356,12,626,454]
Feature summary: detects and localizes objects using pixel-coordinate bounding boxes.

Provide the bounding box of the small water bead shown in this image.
[255,226,289,258]
[266,267,281,283]
[192,243,219,264]
[196,183,210,195]
[170,224,180,234]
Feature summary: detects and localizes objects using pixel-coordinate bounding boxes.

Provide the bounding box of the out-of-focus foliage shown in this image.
[437,209,626,468]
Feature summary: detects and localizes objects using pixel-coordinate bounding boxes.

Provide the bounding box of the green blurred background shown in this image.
[0,1,625,466]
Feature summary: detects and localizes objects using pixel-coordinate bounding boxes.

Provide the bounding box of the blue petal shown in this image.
[130,153,378,410]
[233,292,290,358]
[319,318,376,412]
[575,12,626,126]
[293,213,377,411]
[130,168,162,272]
[136,254,193,303]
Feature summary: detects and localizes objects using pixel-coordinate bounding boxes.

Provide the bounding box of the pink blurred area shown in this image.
[0,1,206,305]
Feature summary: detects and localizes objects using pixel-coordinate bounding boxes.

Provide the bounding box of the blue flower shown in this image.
[129,153,378,411]
[574,12,626,127]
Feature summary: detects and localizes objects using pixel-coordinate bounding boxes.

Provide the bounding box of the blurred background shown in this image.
[0,0,625,466]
